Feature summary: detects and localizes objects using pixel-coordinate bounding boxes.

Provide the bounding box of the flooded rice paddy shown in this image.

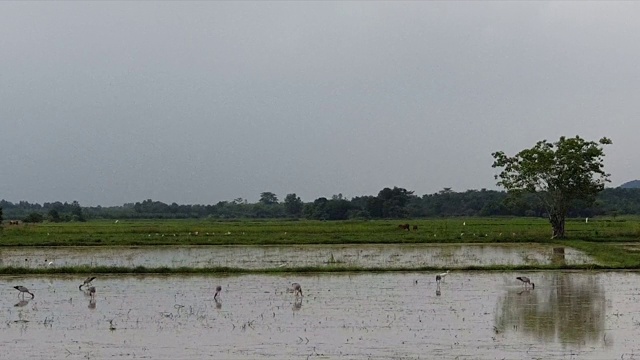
[0,243,596,269]
[2,271,640,359]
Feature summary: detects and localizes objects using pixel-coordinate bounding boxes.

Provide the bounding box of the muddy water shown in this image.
[1,271,639,359]
[0,243,595,269]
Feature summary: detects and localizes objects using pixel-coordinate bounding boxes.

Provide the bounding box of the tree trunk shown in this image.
[549,212,566,239]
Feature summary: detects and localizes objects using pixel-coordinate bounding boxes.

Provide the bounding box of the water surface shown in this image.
[0,243,595,269]
[1,271,639,359]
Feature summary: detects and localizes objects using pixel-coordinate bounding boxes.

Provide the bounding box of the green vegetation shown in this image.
[559,241,640,268]
[5,186,640,222]
[2,217,639,247]
[2,218,640,272]
[493,135,612,238]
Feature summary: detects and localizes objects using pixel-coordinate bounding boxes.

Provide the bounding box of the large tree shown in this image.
[259,192,279,205]
[283,193,303,217]
[492,135,611,239]
[375,187,414,218]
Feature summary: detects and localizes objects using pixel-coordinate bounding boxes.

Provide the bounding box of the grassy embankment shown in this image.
[1,217,639,273]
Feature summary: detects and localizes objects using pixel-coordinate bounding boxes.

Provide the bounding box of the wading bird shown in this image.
[438,270,450,282]
[79,276,96,290]
[14,285,34,299]
[291,283,303,297]
[214,285,222,300]
[88,286,96,299]
[516,276,535,289]
[436,274,442,283]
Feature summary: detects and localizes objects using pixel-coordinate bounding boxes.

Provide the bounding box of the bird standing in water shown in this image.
[79,276,96,290]
[516,276,535,289]
[438,270,450,282]
[214,285,222,300]
[14,285,34,299]
[291,283,303,297]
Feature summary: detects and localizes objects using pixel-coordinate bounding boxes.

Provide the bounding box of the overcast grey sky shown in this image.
[1,2,638,206]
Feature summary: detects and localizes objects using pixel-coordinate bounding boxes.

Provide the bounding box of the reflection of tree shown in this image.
[495,273,606,346]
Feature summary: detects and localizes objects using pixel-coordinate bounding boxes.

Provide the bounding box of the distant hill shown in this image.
[619,180,640,189]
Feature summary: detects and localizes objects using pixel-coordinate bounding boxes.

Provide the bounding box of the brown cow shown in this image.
[412,225,418,231]
[9,220,20,225]
[398,223,410,231]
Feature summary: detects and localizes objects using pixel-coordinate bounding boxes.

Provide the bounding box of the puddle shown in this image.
[0,243,595,269]
[1,271,639,358]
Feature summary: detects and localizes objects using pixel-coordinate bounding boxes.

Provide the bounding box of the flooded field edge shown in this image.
[0,243,600,273]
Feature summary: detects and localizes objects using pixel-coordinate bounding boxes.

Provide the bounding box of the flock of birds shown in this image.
[12,276,97,301]
[12,277,305,302]
[12,273,535,301]
[431,271,535,296]
[433,270,535,289]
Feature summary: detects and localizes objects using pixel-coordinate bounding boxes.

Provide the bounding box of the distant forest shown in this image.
[2,186,640,222]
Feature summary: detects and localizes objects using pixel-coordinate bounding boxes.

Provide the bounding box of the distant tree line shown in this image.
[1,187,639,223]
[0,200,85,223]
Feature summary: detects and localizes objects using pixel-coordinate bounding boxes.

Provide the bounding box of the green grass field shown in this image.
[2,217,639,246]
[2,217,640,271]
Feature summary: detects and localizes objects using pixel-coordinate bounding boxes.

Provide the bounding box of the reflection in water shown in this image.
[495,273,606,347]
[89,299,96,309]
[215,299,222,309]
[14,299,30,307]
[292,298,302,312]
[517,288,532,296]
[436,283,441,296]
[552,247,566,266]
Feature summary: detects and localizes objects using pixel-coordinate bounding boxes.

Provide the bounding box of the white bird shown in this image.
[438,270,450,282]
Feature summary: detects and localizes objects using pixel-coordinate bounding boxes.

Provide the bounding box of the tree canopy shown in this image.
[259,192,279,205]
[283,193,303,217]
[492,135,612,238]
